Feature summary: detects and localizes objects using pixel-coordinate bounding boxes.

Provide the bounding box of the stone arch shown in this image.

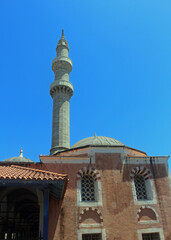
[79,207,103,224]
[137,206,158,222]
[130,166,152,180]
[77,167,101,181]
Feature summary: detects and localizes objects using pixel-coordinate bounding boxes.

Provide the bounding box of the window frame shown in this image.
[131,173,157,205]
[81,174,96,202]
[137,228,165,240]
[77,170,102,207]
[78,228,106,240]
[134,174,148,200]
[142,232,160,240]
[82,233,102,240]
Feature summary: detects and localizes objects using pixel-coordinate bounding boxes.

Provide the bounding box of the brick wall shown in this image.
[34,150,171,240]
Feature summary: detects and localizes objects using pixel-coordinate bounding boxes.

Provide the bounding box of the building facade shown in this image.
[0,32,171,240]
[39,137,171,240]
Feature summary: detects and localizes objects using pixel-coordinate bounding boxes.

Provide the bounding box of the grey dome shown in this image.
[3,156,34,163]
[3,148,34,163]
[71,136,124,149]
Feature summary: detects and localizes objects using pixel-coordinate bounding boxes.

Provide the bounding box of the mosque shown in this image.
[0,31,171,240]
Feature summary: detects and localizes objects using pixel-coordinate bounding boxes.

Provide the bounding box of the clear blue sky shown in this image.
[0,0,171,166]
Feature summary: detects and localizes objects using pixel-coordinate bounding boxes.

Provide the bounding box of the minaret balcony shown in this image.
[50,80,73,98]
[52,56,72,73]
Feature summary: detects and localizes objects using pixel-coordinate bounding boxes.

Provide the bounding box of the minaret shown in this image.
[50,30,73,155]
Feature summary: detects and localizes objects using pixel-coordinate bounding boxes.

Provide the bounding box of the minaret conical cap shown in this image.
[57,29,69,49]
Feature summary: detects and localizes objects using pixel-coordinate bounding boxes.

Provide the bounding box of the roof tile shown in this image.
[0,165,67,181]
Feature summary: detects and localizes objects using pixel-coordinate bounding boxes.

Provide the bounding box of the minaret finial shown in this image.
[19,147,23,157]
[56,29,68,50]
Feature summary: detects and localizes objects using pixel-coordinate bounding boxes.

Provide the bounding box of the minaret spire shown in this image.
[50,31,73,155]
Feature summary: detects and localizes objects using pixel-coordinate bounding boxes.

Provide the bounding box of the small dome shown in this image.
[71,136,124,149]
[3,148,34,163]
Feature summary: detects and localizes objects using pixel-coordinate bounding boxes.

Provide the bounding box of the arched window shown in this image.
[130,166,157,204]
[134,174,147,200]
[81,175,95,201]
[77,167,102,206]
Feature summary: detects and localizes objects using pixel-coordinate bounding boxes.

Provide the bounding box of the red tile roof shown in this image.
[0,165,67,181]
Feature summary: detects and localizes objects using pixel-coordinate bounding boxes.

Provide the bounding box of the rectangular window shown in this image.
[82,233,102,240]
[142,233,160,240]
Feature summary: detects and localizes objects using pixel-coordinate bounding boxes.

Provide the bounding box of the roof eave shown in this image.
[48,144,147,155]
